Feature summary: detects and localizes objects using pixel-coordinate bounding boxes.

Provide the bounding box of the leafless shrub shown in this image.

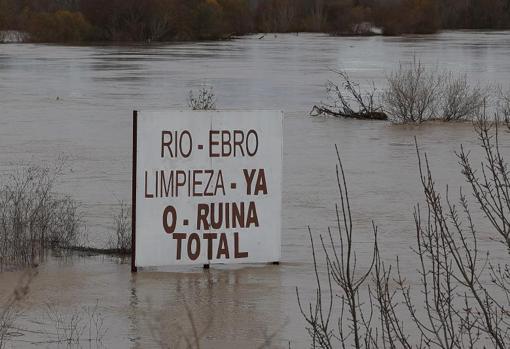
[2,295,106,347]
[40,302,108,346]
[107,201,131,254]
[498,87,510,115]
[316,62,491,124]
[383,59,443,123]
[0,266,38,349]
[311,70,388,120]
[187,86,216,110]
[45,305,85,345]
[397,139,510,348]
[296,145,379,348]
[458,114,510,251]
[0,162,82,270]
[84,303,108,343]
[299,118,510,348]
[496,87,510,129]
[440,73,486,121]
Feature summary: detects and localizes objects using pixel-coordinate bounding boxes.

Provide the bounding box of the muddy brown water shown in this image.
[1,32,510,348]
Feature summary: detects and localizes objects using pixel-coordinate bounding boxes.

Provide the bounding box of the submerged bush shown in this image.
[316,60,490,124]
[0,267,37,348]
[383,61,487,123]
[0,163,81,270]
[383,59,443,123]
[440,73,486,121]
[187,86,217,110]
[107,201,131,254]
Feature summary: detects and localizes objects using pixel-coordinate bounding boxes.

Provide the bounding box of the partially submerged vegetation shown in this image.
[1,0,510,42]
[187,86,217,111]
[310,69,388,120]
[41,301,108,346]
[298,114,510,348]
[0,267,37,349]
[0,162,81,270]
[0,82,219,271]
[1,277,108,348]
[313,60,493,123]
[0,161,134,271]
[384,60,487,123]
[107,201,131,255]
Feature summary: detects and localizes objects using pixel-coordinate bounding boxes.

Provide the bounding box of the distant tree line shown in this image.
[0,0,509,42]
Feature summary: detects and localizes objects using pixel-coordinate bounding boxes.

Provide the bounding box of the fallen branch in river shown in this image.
[311,69,388,120]
[310,104,388,120]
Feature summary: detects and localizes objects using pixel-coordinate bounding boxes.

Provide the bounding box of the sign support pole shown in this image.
[131,110,138,273]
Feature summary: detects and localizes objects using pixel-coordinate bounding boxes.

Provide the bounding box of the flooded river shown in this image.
[1,31,510,348]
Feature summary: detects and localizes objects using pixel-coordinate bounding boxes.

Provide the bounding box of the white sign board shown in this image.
[133,110,283,268]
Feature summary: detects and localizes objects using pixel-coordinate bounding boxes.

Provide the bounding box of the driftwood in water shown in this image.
[310,105,388,120]
[311,69,388,120]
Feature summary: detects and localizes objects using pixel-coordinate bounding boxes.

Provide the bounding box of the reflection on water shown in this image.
[1,31,510,347]
[127,264,285,348]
